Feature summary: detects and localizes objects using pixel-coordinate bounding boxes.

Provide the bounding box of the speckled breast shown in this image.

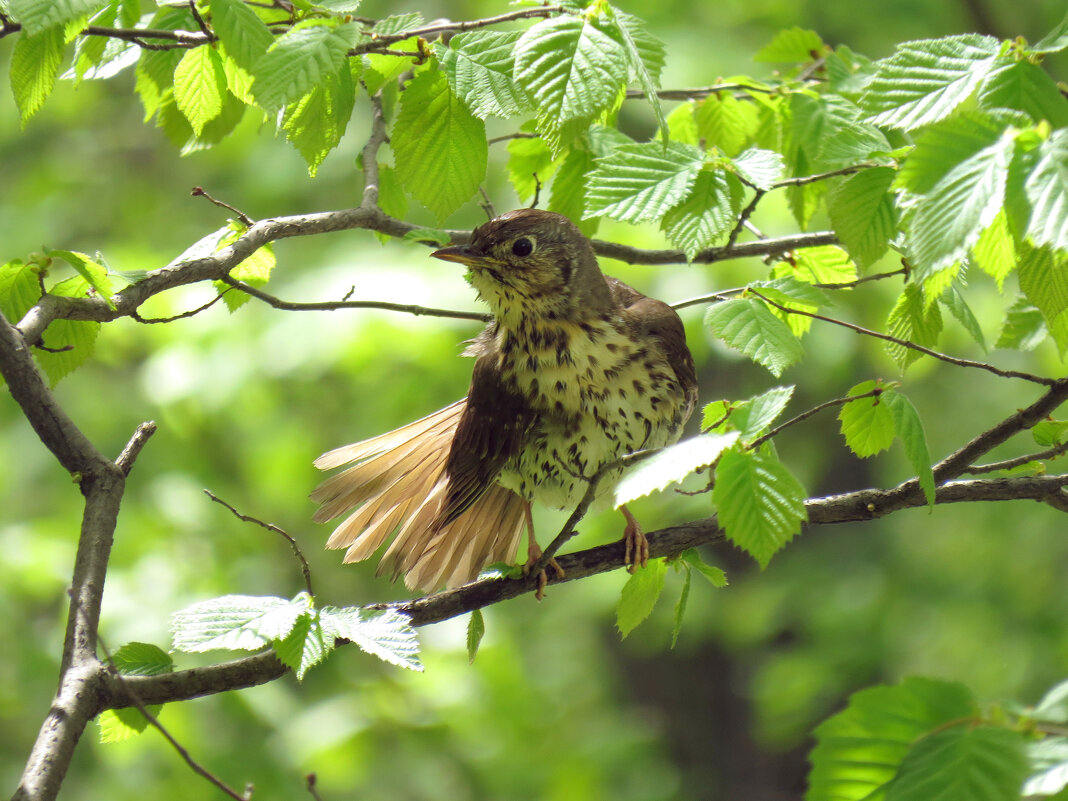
[493,316,689,509]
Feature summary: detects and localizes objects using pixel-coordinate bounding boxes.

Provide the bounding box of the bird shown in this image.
[311,208,698,596]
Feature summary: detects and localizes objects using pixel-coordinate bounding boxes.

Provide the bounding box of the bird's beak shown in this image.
[431,245,480,267]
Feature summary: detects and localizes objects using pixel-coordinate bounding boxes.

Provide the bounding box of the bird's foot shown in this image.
[621,504,649,572]
[523,544,565,601]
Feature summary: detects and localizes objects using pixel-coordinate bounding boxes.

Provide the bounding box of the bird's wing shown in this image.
[609,277,699,420]
[439,352,536,527]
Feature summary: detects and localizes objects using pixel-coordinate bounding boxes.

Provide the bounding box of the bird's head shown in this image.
[432,209,612,323]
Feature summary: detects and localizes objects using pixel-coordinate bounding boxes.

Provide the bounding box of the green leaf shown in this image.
[613,432,740,507]
[212,222,276,311]
[661,169,745,260]
[731,385,795,441]
[896,112,1005,195]
[10,25,65,125]
[695,92,756,157]
[392,67,487,220]
[839,380,896,457]
[282,61,357,176]
[372,12,421,35]
[978,61,1068,128]
[996,298,1046,351]
[905,131,1014,274]
[604,6,667,142]
[755,27,825,63]
[1034,680,1068,723]
[1018,243,1068,325]
[939,286,987,350]
[616,558,667,638]
[251,20,360,112]
[815,121,892,171]
[1023,739,1068,797]
[1032,419,1068,447]
[36,277,100,385]
[507,133,556,204]
[402,228,451,247]
[669,567,691,649]
[549,147,599,237]
[7,0,100,35]
[1034,11,1068,53]
[585,141,705,223]
[732,147,784,190]
[319,606,423,671]
[791,245,859,285]
[713,447,807,568]
[466,609,485,663]
[883,389,935,506]
[886,283,943,369]
[111,642,175,676]
[171,593,312,653]
[134,39,184,122]
[664,101,697,145]
[98,706,162,744]
[705,297,805,377]
[210,0,273,71]
[681,549,728,587]
[173,46,227,136]
[47,249,114,308]
[886,726,1029,801]
[0,260,41,323]
[273,611,333,681]
[513,15,628,126]
[860,34,1001,130]
[435,31,530,119]
[971,210,1017,290]
[807,677,978,801]
[1025,130,1068,252]
[827,166,897,268]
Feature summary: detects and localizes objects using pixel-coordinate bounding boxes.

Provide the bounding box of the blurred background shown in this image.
[3,0,1068,798]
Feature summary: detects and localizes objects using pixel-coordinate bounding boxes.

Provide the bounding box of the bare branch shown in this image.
[965,441,1068,475]
[192,187,254,227]
[115,421,158,476]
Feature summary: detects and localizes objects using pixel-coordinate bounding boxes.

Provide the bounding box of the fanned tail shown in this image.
[311,400,527,592]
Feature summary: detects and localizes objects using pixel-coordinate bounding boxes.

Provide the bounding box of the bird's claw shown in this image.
[622,507,649,572]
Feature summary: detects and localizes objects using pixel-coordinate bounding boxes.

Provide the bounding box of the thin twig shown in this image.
[192,187,254,227]
[306,774,323,801]
[187,0,212,38]
[966,442,1068,474]
[130,290,231,324]
[33,340,74,353]
[724,189,764,252]
[487,132,540,145]
[747,288,1056,386]
[115,421,157,476]
[350,7,565,53]
[220,276,490,322]
[359,92,388,209]
[204,491,314,597]
[748,388,884,451]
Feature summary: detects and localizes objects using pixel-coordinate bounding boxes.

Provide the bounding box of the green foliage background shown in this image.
[2,0,1068,799]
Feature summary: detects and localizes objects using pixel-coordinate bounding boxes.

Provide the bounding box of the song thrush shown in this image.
[312,209,698,594]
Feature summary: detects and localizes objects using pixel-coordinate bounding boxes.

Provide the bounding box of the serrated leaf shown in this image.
[548,147,599,237]
[507,133,556,204]
[10,25,64,125]
[1032,419,1068,448]
[616,558,667,638]
[732,147,784,190]
[996,298,1046,351]
[8,0,100,35]
[896,113,1005,195]
[436,31,530,119]
[111,642,175,676]
[604,6,667,142]
[883,389,935,506]
[252,20,360,112]
[171,593,312,653]
[815,121,892,171]
[134,41,184,122]
[753,275,832,306]
[664,101,697,145]
[661,169,745,260]
[1019,243,1068,324]
[372,12,421,35]
[36,277,100,385]
[860,34,1001,130]
[47,249,114,308]
[839,381,896,457]
[1034,680,1068,724]
[905,132,1014,274]
[514,16,628,126]
[971,210,1016,290]
[613,432,740,506]
[886,283,943,369]
[319,606,422,671]
[732,385,795,441]
[585,141,704,223]
[282,60,357,176]
[939,286,986,350]
[1025,130,1068,251]
[363,42,412,95]
[392,67,487,220]
[173,46,227,136]
[695,92,756,157]
[98,706,162,744]
[807,677,978,801]
[705,297,804,377]
[886,726,1029,801]
[791,245,859,285]
[681,548,728,587]
[828,166,897,268]
[0,260,41,324]
[756,26,825,63]
[978,61,1068,128]
[669,567,691,649]
[1034,11,1068,54]
[273,611,333,680]
[210,0,273,71]
[466,609,485,663]
[1023,739,1068,797]
[713,447,806,567]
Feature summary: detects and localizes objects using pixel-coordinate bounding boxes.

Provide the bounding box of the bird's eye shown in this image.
[511,237,534,258]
